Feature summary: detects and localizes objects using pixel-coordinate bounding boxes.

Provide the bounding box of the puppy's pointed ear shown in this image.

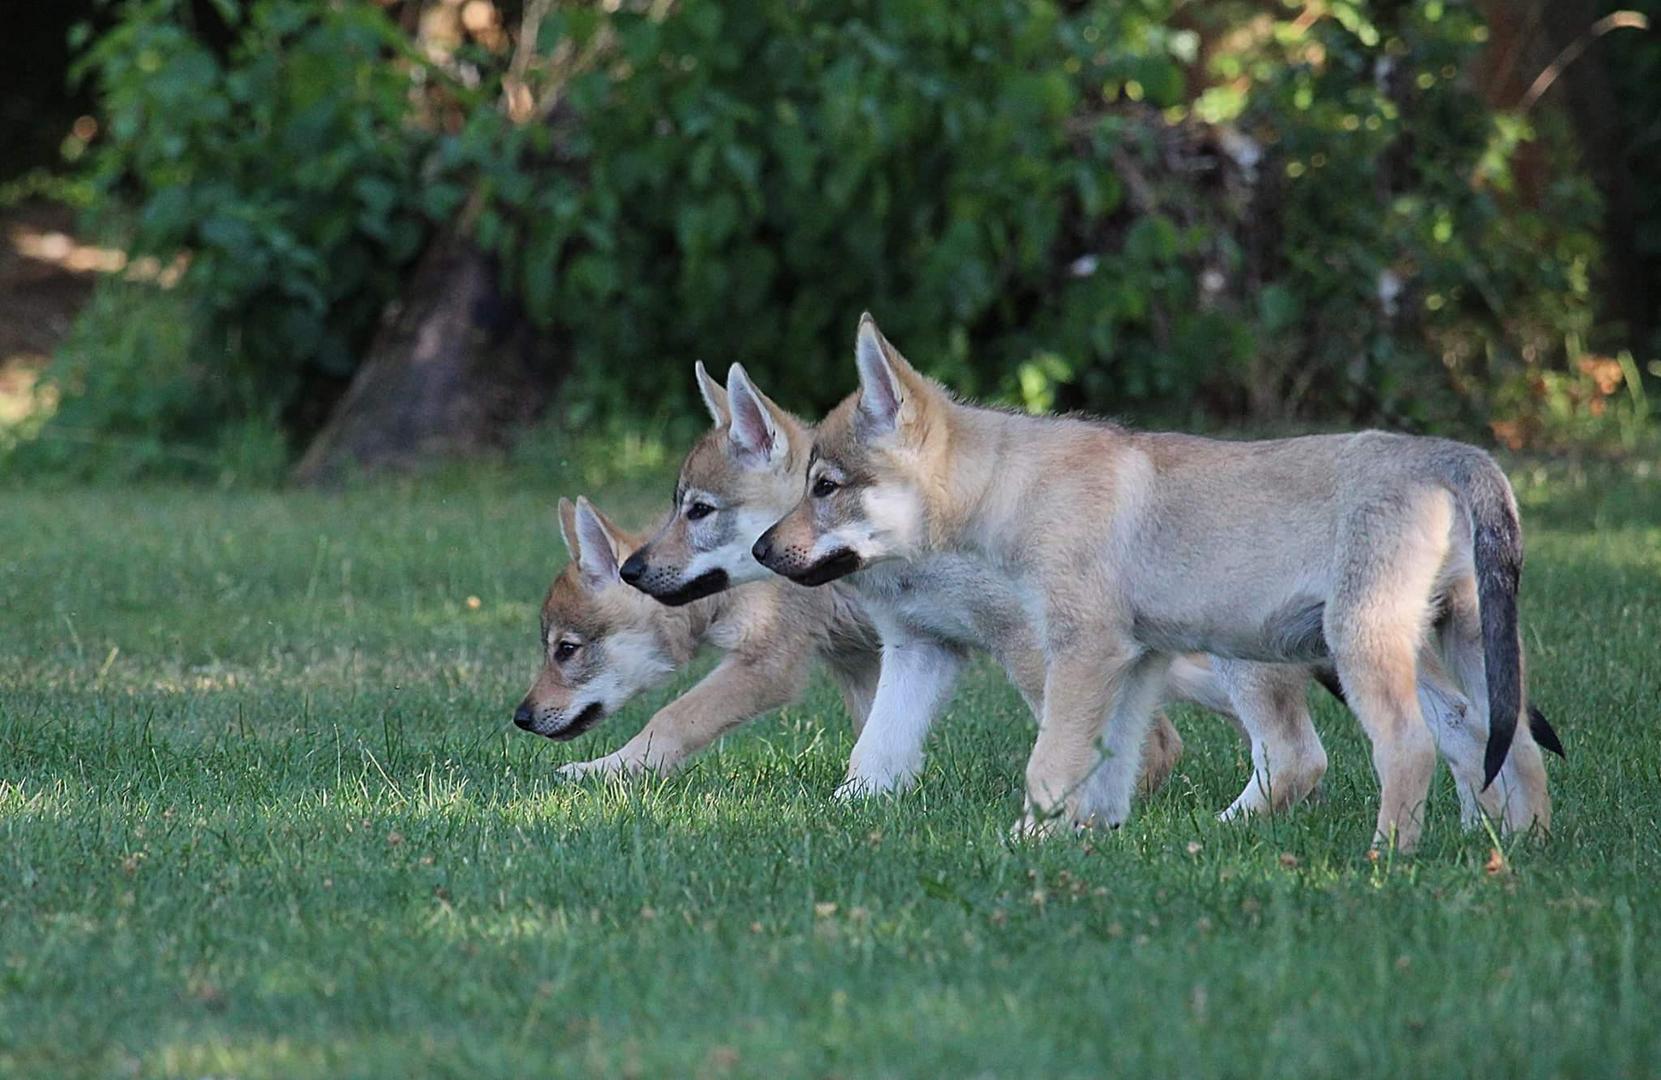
[557,497,581,560]
[725,363,788,465]
[694,360,730,428]
[854,313,916,434]
[573,497,624,587]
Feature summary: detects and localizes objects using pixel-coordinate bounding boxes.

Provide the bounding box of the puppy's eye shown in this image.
[554,640,580,661]
[686,501,715,521]
[811,475,839,498]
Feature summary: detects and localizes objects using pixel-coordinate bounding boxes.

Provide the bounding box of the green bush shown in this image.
[1605,0,1661,361]
[2,279,289,485]
[66,0,450,439]
[475,0,1233,418]
[18,0,1625,480]
[470,0,1605,430]
[1236,3,1604,431]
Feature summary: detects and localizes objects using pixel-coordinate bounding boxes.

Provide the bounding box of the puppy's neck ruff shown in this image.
[900,389,1039,556]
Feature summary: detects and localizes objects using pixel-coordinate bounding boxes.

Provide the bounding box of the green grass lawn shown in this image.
[2,456,1658,1078]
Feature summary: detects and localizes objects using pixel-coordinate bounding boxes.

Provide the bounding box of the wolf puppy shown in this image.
[618,363,1197,797]
[755,315,1553,851]
[513,496,880,777]
[626,364,1377,817]
[698,363,1542,827]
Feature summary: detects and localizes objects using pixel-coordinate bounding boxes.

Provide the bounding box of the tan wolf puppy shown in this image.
[657,364,1555,829]
[754,315,1554,851]
[512,495,881,777]
[600,364,1198,799]
[621,364,1351,820]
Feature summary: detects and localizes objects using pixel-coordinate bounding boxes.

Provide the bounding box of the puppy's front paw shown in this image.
[834,764,917,802]
[557,754,628,781]
[1218,787,1269,823]
[833,777,869,802]
[834,774,892,802]
[1012,797,1109,841]
[1009,810,1062,842]
[555,760,597,782]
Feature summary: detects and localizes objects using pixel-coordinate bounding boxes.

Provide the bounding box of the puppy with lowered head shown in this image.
[513,495,880,778]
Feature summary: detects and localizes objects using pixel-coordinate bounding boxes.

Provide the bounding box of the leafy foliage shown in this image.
[18,0,1633,478]
[62,0,449,447]
[3,279,289,485]
[470,0,1605,431]
[1605,0,1661,359]
[1234,2,1607,430]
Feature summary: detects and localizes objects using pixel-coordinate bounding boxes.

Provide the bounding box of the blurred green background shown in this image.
[1,0,1656,484]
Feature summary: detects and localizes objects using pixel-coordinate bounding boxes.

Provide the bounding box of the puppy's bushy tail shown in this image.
[1451,454,1526,788]
[1529,704,1565,759]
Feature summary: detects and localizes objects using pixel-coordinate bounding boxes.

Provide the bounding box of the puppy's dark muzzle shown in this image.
[513,701,604,740]
[752,531,861,587]
[550,702,605,741]
[622,558,730,607]
[787,548,862,586]
[652,569,729,607]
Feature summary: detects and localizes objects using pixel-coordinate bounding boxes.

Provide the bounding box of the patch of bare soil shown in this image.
[0,200,96,420]
[0,200,99,360]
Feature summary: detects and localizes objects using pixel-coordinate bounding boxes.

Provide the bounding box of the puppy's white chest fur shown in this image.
[853,554,1031,650]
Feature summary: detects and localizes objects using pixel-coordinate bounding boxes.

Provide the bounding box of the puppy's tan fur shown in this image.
[579,365,1194,793]
[514,497,880,778]
[624,366,1353,813]
[756,316,1551,851]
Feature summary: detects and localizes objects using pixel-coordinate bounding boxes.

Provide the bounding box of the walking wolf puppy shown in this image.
[754,315,1554,851]
[622,365,1350,819]
[513,496,881,777]
[579,364,1191,796]
[659,363,1558,828]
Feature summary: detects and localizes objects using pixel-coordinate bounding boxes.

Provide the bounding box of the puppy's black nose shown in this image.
[619,552,646,585]
[751,536,774,565]
[513,703,536,730]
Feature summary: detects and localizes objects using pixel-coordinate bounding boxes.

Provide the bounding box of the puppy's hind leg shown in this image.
[1436,574,1551,835]
[1411,649,1484,828]
[1328,490,1451,854]
[1333,643,1438,854]
[1212,660,1328,822]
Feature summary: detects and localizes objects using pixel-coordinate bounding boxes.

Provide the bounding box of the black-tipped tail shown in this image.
[1471,471,1525,788]
[1529,704,1566,759]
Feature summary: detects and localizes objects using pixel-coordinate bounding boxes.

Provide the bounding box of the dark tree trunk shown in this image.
[1475,0,1652,350]
[1533,0,1651,353]
[290,220,567,485]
